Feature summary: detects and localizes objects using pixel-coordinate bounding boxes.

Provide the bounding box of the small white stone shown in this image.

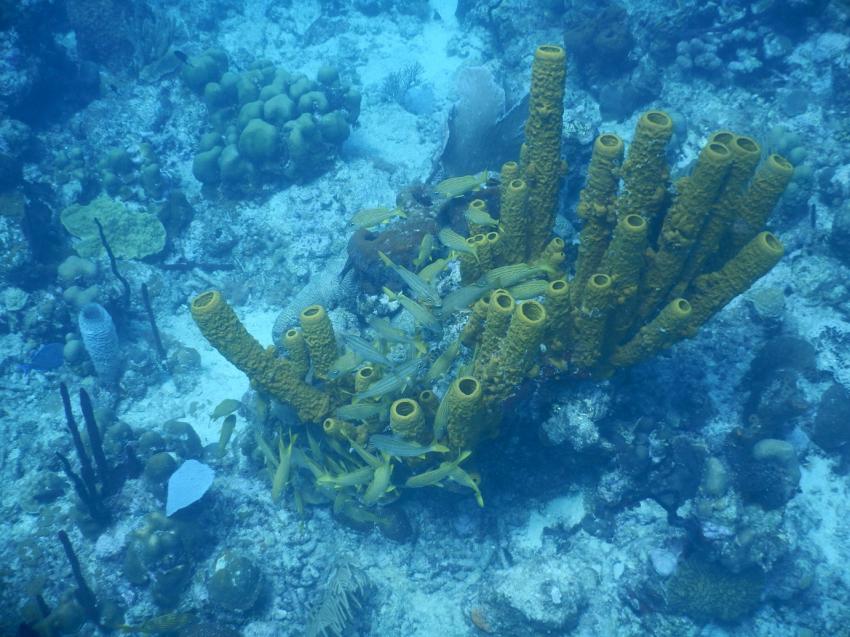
[612,562,625,579]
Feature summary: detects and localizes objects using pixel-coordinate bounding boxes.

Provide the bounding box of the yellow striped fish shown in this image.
[433,171,489,198]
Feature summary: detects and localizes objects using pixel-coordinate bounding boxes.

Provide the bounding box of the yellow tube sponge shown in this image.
[282,327,309,379]
[615,111,673,225]
[499,161,520,200]
[461,296,490,347]
[446,376,485,451]
[524,45,567,258]
[458,237,480,284]
[570,273,615,370]
[600,213,649,341]
[486,231,502,267]
[473,289,516,377]
[686,231,784,329]
[323,417,366,445]
[390,398,429,443]
[299,304,338,379]
[638,140,733,319]
[354,365,379,394]
[728,153,794,253]
[544,278,572,353]
[499,178,529,264]
[466,198,490,236]
[418,389,439,419]
[539,237,566,273]
[572,133,624,306]
[610,298,693,368]
[484,300,547,403]
[472,233,493,270]
[190,290,330,423]
[519,142,530,174]
[674,133,762,295]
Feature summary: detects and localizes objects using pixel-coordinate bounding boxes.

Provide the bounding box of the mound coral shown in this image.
[186,52,361,188]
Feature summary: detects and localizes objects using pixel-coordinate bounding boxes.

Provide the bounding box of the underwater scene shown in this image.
[1,0,849,635]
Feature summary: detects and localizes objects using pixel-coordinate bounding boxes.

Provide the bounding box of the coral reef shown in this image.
[563,2,635,83]
[5,0,850,633]
[190,45,793,522]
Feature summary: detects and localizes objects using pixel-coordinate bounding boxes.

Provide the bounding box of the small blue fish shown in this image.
[19,343,65,373]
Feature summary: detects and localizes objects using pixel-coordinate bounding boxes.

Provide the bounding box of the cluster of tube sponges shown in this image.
[462,45,792,383]
[188,44,793,507]
[563,115,792,374]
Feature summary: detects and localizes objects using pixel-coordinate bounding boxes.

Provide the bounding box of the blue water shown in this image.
[1,1,848,636]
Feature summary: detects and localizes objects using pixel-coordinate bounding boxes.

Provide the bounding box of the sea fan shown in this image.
[306,561,371,637]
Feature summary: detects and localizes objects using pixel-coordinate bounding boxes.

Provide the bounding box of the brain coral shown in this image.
[666,556,764,624]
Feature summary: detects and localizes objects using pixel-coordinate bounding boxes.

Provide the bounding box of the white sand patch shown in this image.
[797,456,850,567]
[122,302,279,446]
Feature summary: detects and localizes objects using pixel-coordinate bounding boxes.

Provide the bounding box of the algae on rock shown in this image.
[60,196,166,259]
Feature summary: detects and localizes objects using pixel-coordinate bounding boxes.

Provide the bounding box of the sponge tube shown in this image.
[78,303,120,385]
[572,133,625,307]
[686,232,784,329]
[615,110,673,225]
[191,290,330,423]
[523,45,567,258]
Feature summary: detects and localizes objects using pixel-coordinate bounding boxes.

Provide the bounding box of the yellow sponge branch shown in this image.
[600,213,649,342]
[615,110,673,225]
[473,289,516,377]
[637,140,733,319]
[523,45,567,259]
[299,304,338,379]
[354,365,379,394]
[190,291,331,423]
[570,273,615,370]
[461,296,490,347]
[727,153,794,254]
[390,398,429,444]
[674,133,762,295]
[499,177,530,264]
[572,132,625,306]
[446,376,486,451]
[685,231,784,328]
[544,278,572,355]
[282,327,309,379]
[611,298,693,368]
